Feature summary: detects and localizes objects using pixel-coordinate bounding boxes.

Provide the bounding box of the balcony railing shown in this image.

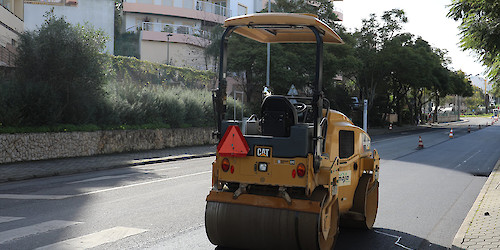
[24,0,78,6]
[196,1,231,17]
[141,22,210,39]
[124,0,230,17]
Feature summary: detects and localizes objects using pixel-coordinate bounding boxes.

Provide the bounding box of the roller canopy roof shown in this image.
[223,13,344,44]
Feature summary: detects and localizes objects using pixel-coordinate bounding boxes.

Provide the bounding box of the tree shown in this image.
[15,11,108,125]
[113,0,139,58]
[448,1,500,89]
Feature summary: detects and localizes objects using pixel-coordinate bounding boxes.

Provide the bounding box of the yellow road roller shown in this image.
[205,13,380,250]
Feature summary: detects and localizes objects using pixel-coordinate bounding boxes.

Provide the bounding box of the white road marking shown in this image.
[76,170,211,197]
[0,171,211,200]
[35,226,147,250]
[0,216,24,224]
[67,174,137,184]
[374,230,414,250]
[0,194,72,200]
[0,220,82,244]
[454,150,481,169]
[66,167,182,185]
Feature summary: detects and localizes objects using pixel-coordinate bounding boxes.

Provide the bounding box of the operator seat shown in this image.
[261,95,298,137]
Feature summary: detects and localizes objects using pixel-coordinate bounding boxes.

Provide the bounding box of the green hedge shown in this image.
[110,56,216,89]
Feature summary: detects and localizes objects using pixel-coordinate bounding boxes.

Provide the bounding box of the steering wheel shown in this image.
[293,102,307,113]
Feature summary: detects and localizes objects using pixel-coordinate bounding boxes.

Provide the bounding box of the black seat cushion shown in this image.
[261,96,298,137]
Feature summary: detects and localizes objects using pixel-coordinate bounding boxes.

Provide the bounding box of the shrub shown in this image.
[102,81,223,128]
[14,11,108,125]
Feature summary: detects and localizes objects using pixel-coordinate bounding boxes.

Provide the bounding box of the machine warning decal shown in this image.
[276,159,289,164]
[338,170,351,186]
[256,147,271,157]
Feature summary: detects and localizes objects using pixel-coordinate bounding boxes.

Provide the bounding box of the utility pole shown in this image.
[166,33,173,65]
[363,99,368,131]
[266,0,271,87]
[485,78,489,114]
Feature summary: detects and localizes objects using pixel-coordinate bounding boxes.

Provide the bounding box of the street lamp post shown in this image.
[266,0,271,87]
[166,33,173,65]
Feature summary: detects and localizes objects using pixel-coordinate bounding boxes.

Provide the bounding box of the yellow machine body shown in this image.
[205,13,380,250]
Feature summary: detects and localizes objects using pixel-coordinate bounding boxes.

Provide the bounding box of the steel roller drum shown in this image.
[205,201,322,250]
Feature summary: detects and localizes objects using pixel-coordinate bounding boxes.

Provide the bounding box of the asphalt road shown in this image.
[0,117,499,249]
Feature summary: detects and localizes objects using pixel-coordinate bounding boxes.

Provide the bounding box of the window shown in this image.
[162,0,173,6]
[0,0,11,10]
[339,130,354,159]
[237,3,247,15]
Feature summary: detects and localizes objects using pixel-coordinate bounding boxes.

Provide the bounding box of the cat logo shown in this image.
[256,147,271,157]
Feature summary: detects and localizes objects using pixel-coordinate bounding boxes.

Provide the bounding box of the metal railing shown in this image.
[196,1,231,17]
[24,0,78,6]
[0,45,15,67]
[141,22,210,39]
[124,0,230,17]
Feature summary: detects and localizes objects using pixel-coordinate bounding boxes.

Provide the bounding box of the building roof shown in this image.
[224,13,344,44]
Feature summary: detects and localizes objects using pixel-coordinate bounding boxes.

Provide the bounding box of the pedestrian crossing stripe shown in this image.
[0,220,82,244]
[35,226,148,250]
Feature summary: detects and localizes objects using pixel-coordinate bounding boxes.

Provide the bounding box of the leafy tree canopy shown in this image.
[14,10,108,125]
[448,0,500,90]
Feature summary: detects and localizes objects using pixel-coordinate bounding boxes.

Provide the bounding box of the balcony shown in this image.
[123,0,229,24]
[24,0,78,6]
[141,22,210,48]
[196,1,231,17]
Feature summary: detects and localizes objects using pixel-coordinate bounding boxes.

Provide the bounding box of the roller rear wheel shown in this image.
[205,192,340,250]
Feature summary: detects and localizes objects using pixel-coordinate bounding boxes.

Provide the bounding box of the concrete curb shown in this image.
[451,157,500,249]
[130,153,216,166]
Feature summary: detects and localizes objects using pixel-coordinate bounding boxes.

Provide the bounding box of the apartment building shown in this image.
[24,0,115,53]
[122,0,262,70]
[0,0,23,67]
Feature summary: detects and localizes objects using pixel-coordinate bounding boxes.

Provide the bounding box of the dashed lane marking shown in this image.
[454,150,481,169]
[35,226,147,250]
[0,220,82,244]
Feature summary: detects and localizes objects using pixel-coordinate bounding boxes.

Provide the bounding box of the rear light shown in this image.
[230,165,235,174]
[222,158,230,172]
[292,169,296,178]
[297,163,306,177]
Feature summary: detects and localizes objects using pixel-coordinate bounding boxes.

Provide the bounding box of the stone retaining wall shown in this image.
[0,127,217,164]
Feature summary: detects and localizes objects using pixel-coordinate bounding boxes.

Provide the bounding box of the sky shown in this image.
[339,0,488,81]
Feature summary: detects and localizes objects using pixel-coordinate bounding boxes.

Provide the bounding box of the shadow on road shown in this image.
[336,227,447,250]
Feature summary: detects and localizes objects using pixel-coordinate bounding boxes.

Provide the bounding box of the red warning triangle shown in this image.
[217,125,250,157]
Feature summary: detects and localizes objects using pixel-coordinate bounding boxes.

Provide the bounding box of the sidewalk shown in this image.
[0,145,216,183]
[452,158,500,249]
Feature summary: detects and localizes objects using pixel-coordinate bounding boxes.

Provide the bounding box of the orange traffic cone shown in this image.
[467,125,471,133]
[417,136,424,149]
[389,123,393,130]
[449,128,454,139]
